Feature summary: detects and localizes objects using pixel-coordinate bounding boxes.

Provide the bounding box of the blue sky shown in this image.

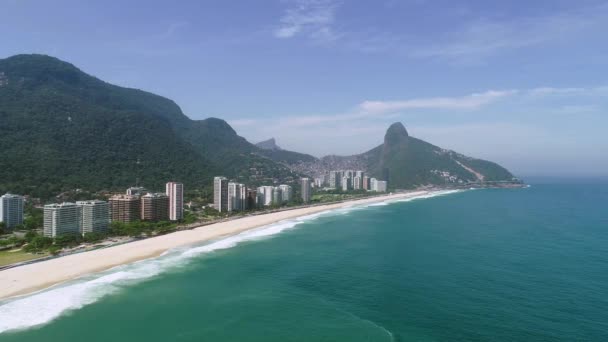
[2,0,608,177]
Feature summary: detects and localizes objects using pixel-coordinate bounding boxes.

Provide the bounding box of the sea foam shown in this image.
[0,190,461,334]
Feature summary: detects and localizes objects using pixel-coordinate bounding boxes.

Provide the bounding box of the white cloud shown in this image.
[527,86,608,97]
[274,0,340,41]
[358,90,516,114]
[409,4,608,61]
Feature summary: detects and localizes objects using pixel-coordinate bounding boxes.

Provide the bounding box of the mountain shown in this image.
[361,122,515,188]
[287,122,517,189]
[255,138,281,150]
[0,54,297,198]
[255,138,318,165]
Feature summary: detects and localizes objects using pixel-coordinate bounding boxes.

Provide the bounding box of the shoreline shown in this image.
[0,190,434,301]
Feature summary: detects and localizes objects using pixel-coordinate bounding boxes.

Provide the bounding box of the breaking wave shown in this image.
[0,189,462,334]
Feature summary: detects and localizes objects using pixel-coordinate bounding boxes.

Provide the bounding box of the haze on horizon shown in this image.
[2,0,607,177]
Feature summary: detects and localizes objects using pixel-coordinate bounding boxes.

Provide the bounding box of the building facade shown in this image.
[301,178,312,203]
[213,177,229,212]
[341,176,352,191]
[256,186,274,206]
[375,180,388,192]
[279,184,292,203]
[166,182,184,221]
[370,178,388,192]
[77,200,109,234]
[246,189,257,210]
[109,194,141,223]
[44,203,82,237]
[362,176,370,190]
[227,182,242,212]
[353,176,362,190]
[0,193,24,230]
[141,193,169,221]
[239,185,248,210]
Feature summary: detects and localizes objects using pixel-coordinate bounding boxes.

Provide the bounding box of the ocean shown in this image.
[1,183,607,341]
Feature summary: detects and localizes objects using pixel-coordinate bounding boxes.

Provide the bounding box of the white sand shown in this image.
[0,191,427,300]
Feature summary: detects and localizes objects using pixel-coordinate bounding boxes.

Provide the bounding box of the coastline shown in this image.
[0,190,431,301]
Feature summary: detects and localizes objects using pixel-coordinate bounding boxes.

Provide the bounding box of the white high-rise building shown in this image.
[376,181,388,192]
[166,182,184,221]
[353,176,362,190]
[279,184,292,203]
[44,203,82,238]
[0,193,24,230]
[370,178,388,192]
[257,186,274,206]
[77,200,109,234]
[239,185,248,210]
[329,171,342,189]
[227,182,242,212]
[341,176,352,191]
[301,178,312,203]
[228,183,248,211]
[214,177,229,212]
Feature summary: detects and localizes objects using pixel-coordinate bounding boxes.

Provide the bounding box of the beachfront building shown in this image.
[231,183,247,211]
[257,186,274,206]
[166,182,184,221]
[77,200,109,234]
[279,184,292,203]
[246,189,257,210]
[301,178,312,203]
[272,187,282,205]
[353,176,362,190]
[329,171,342,189]
[43,203,82,238]
[109,194,141,223]
[376,181,388,192]
[0,193,24,230]
[341,176,352,191]
[362,176,370,190]
[240,185,248,210]
[370,178,388,192]
[141,193,169,221]
[213,176,229,212]
[314,178,324,188]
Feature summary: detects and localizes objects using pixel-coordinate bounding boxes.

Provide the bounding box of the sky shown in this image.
[1,0,607,177]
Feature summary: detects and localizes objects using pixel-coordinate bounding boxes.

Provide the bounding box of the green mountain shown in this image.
[285,122,516,189]
[0,54,296,198]
[362,123,516,188]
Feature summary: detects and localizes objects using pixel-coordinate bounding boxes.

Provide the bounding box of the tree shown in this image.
[24,236,53,252]
[83,232,106,243]
[54,234,82,248]
[24,230,38,242]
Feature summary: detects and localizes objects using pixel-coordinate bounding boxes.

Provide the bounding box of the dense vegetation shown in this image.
[0,54,302,199]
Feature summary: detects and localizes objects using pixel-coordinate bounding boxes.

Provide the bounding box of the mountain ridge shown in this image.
[0,54,517,197]
[0,54,298,198]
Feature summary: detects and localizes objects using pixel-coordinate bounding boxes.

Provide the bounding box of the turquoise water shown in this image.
[1,184,607,341]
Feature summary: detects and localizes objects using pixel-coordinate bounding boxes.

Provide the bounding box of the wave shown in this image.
[0,190,462,334]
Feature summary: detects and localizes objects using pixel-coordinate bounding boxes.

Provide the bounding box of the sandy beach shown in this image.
[0,191,429,301]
